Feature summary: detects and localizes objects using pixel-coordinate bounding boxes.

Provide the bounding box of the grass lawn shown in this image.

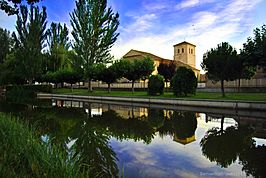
[52,88,266,102]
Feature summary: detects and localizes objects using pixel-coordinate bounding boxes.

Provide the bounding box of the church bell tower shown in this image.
[173,41,196,68]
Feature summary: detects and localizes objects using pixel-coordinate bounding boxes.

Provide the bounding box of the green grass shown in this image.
[53,88,266,102]
[0,113,90,178]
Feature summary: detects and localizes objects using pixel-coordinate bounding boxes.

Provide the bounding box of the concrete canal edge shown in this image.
[37,93,266,111]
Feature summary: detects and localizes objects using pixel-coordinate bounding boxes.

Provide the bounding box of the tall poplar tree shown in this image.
[70,0,119,91]
[0,27,12,64]
[47,22,70,72]
[13,5,47,84]
[0,0,41,15]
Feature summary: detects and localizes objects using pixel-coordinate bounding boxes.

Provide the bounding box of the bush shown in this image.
[171,67,197,96]
[41,72,57,84]
[148,74,164,96]
[6,84,52,98]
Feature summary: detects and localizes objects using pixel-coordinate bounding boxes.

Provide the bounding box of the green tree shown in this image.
[13,5,47,84]
[0,0,41,15]
[241,24,266,69]
[201,42,238,97]
[70,0,119,92]
[124,58,154,93]
[111,59,129,78]
[157,62,176,89]
[0,52,26,85]
[51,69,83,91]
[67,50,83,74]
[0,27,12,64]
[140,57,154,88]
[148,74,164,96]
[171,66,197,96]
[47,22,70,72]
[98,65,119,93]
[231,54,256,92]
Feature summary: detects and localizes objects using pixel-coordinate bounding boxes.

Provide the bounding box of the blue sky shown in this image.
[0,0,265,70]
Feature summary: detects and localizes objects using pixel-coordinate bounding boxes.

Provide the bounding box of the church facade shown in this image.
[123,41,200,79]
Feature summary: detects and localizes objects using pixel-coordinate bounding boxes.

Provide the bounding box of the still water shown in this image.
[1,98,266,178]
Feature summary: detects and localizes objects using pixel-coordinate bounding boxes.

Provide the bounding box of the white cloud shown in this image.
[142,1,170,11]
[176,0,200,10]
[122,13,157,33]
[175,0,215,10]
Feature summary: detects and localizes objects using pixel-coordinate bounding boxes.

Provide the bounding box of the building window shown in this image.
[191,49,193,54]
[182,48,184,53]
[178,49,180,53]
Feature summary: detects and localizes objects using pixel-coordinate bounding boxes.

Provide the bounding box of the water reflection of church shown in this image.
[53,99,266,147]
[53,100,199,145]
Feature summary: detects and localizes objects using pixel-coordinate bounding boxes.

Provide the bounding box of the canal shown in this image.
[0,97,266,178]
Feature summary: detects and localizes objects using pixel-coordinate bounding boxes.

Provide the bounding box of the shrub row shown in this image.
[37,69,83,87]
[148,67,197,96]
[6,84,52,98]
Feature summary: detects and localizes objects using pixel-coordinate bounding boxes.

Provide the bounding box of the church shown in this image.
[123,41,200,79]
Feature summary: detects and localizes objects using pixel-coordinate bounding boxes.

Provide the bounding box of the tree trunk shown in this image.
[29,79,33,85]
[88,103,91,118]
[238,78,241,93]
[132,81,135,93]
[108,83,111,93]
[221,80,225,97]
[88,80,92,92]
[71,84,73,92]
[221,116,224,133]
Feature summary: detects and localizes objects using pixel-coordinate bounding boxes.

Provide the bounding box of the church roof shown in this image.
[123,49,200,72]
[123,49,171,62]
[173,41,196,47]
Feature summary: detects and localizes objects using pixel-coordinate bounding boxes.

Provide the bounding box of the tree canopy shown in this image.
[123,57,154,93]
[241,24,266,69]
[98,65,119,93]
[12,5,47,84]
[171,66,197,96]
[70,0,119,91]
[0,27,12,64]
[157,62,176,83]
[148,74,164,96]
[201,42,238,97]
[0,0,41,15]
[47,22,70,72]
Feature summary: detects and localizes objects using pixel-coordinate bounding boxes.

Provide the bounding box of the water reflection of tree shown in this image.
[239,145,266,178]
[3,98,266,177]
[69,117,119,178]
[0,101,119,178]
[200,125,254,168]
[157,111,197,140]
[89,110,155,144]
[147,108,164,129]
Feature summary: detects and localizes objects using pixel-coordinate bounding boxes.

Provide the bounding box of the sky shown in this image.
[0,0,265,71]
